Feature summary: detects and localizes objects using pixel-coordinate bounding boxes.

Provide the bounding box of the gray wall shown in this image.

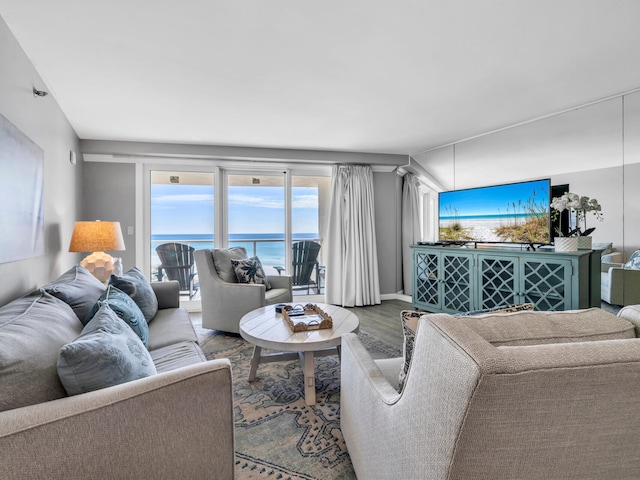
[82,162,136,270]
[0,16,83,305]
[373,172,403,295]
[81,153,408,296]
[415,92,640,260]
[80,141,411,295]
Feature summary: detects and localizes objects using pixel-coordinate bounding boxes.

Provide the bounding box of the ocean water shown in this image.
[151,233,319,267]
[440,213,538,221]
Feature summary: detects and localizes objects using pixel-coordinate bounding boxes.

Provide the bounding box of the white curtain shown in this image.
[401,173,421,296]
[325,165,381,307]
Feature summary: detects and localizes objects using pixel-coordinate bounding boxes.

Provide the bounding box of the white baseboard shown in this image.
[304,292,412,303]
[380,293,412,303]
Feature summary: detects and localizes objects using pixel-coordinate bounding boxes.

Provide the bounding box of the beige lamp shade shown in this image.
[69,221,125,283]
[69,221,125,253]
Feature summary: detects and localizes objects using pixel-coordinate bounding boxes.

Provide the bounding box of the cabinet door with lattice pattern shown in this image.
[478,255,519,309]
[413,250,441,310]
[441,252,474,313]
[521,258,572,311]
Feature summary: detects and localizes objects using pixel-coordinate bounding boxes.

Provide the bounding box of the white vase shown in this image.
[577,236,593,250]
[554,237,579,252]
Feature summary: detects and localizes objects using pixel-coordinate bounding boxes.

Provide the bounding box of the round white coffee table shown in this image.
[239,303,359,405]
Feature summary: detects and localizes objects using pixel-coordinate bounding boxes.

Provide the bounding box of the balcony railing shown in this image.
[151,237,322,283]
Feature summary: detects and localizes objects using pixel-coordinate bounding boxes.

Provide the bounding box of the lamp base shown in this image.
[81,251,116,283]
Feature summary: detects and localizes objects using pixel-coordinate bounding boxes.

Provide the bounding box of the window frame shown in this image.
[142,161,331,309]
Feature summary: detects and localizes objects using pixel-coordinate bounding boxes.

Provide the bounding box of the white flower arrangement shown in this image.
[550,192,603,237]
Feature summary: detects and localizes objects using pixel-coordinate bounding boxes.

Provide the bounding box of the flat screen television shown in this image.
[438,178,551,245]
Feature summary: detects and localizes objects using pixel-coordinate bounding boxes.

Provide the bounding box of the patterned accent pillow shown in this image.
[456,303,535,317]
[109,266,158,323]
[399,310,427,391]
[398,303,535,391]
[231,256,272,290]
[85,285,149,347]
[57,305,157,396]
[625,250,640,270]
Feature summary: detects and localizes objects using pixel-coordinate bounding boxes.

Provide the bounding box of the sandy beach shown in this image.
[440,217,515,242]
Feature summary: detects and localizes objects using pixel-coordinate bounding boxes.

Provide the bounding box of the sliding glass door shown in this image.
[149,170,214,298]
[226,173,285,271]
[146,165,330,306]
[291,175,330,293]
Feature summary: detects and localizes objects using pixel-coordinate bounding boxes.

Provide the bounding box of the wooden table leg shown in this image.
[301,351,316,405]
[248,345,262,382]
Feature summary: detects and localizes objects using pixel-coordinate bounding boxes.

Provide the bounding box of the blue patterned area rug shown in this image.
[198,325,400,480]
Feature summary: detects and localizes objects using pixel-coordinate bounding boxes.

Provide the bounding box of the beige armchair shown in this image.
[341,308,640,479]
[194,248,292,333]
[601,249,640,306]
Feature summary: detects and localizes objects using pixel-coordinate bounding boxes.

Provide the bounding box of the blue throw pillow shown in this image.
[40,264,106,321]
[86,285,149,347]
[625,251,640,270]
[0,292,84,411]
[109,266,158,323]
[57,305,157,396]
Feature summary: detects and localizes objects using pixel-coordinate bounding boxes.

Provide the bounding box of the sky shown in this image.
[151,184,319,235]
[439,179,549,218]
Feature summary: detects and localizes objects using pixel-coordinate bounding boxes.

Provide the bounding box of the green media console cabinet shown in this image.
[411,245,600,313]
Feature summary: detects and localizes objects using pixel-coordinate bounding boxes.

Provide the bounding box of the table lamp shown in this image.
[69,220,126,282]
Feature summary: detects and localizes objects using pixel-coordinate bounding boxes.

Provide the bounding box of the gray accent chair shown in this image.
[601,249,640,306]
[341,308,640,479]
[194,248,292,333]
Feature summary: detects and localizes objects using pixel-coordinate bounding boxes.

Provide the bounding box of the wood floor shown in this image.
[190,299,410,350]
[345,299,409,350]
[191,299,621,354]
[346,301,620,350]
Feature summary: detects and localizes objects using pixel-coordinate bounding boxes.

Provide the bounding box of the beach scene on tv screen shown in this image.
[439,179,550,244]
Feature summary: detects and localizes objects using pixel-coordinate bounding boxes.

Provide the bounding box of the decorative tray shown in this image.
[282,303,333,332]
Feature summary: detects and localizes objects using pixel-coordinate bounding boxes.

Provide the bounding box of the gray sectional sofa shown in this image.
[0,265,235,480]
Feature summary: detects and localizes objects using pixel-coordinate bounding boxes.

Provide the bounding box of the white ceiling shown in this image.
[2,0,640,156]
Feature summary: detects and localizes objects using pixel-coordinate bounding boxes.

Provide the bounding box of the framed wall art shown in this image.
[0,112,44,264]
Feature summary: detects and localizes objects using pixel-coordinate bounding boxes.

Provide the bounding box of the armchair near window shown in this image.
[601,249,640,306]
[341,308,640,479]
[194,248,292,333]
